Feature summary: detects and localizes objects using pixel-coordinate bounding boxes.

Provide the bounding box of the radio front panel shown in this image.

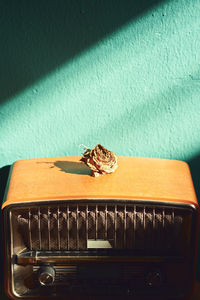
[4,200,197,299]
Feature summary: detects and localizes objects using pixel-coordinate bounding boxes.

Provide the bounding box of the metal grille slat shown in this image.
[38,208,41,250]
[70,207,77,250]
[57,207,60,250]
[105,204,108,239]
[114,205,117,248]
[172,208,175,225]
[79,206,87,249]
[48,207,51,251]
[31,208,40,250]
[124,205,126,248]
[28,209,32,251]
[67,205,70,250]
[76,206,79,250]
[134,205,136,247]
[163,208,165,229]
[126,206,133,249]
[59,208,67,250]
[95,205,98,240]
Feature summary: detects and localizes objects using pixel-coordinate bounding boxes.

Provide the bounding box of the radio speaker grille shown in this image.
[13,202,192,255]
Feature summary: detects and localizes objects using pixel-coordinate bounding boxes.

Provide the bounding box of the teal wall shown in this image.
[1,0,200,167]
[0,0,200,282]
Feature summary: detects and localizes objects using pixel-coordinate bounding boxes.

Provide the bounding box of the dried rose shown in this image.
[80,144,118,177]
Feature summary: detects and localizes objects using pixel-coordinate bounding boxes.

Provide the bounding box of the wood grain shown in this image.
[2,156,198,209]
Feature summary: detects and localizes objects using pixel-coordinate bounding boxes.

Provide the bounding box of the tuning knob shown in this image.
[146,269,162,287]
[38,266,55,286]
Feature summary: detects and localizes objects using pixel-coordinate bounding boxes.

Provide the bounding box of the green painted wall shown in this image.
[1,0,200,282]
[1,0,200,166]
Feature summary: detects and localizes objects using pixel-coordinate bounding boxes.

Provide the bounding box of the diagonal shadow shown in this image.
[36,160,92,175]
[0,0,166,104]
[54,161,92,175]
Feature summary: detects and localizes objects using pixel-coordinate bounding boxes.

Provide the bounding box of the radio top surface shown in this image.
[2,156,198,209]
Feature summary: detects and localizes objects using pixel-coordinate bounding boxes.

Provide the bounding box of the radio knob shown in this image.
[38,266,55,286]
[146,270,162,287]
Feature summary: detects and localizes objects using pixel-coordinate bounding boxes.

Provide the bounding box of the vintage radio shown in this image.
[1,156,199,299]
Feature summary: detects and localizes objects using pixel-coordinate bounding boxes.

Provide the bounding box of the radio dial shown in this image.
[146,270,162,287]
[38,266,55,286]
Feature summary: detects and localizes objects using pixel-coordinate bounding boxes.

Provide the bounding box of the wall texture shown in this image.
[0,0,200,280]
[1,0,200,167]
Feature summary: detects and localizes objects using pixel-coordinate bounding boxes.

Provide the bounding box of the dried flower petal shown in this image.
[80,144,118,177]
